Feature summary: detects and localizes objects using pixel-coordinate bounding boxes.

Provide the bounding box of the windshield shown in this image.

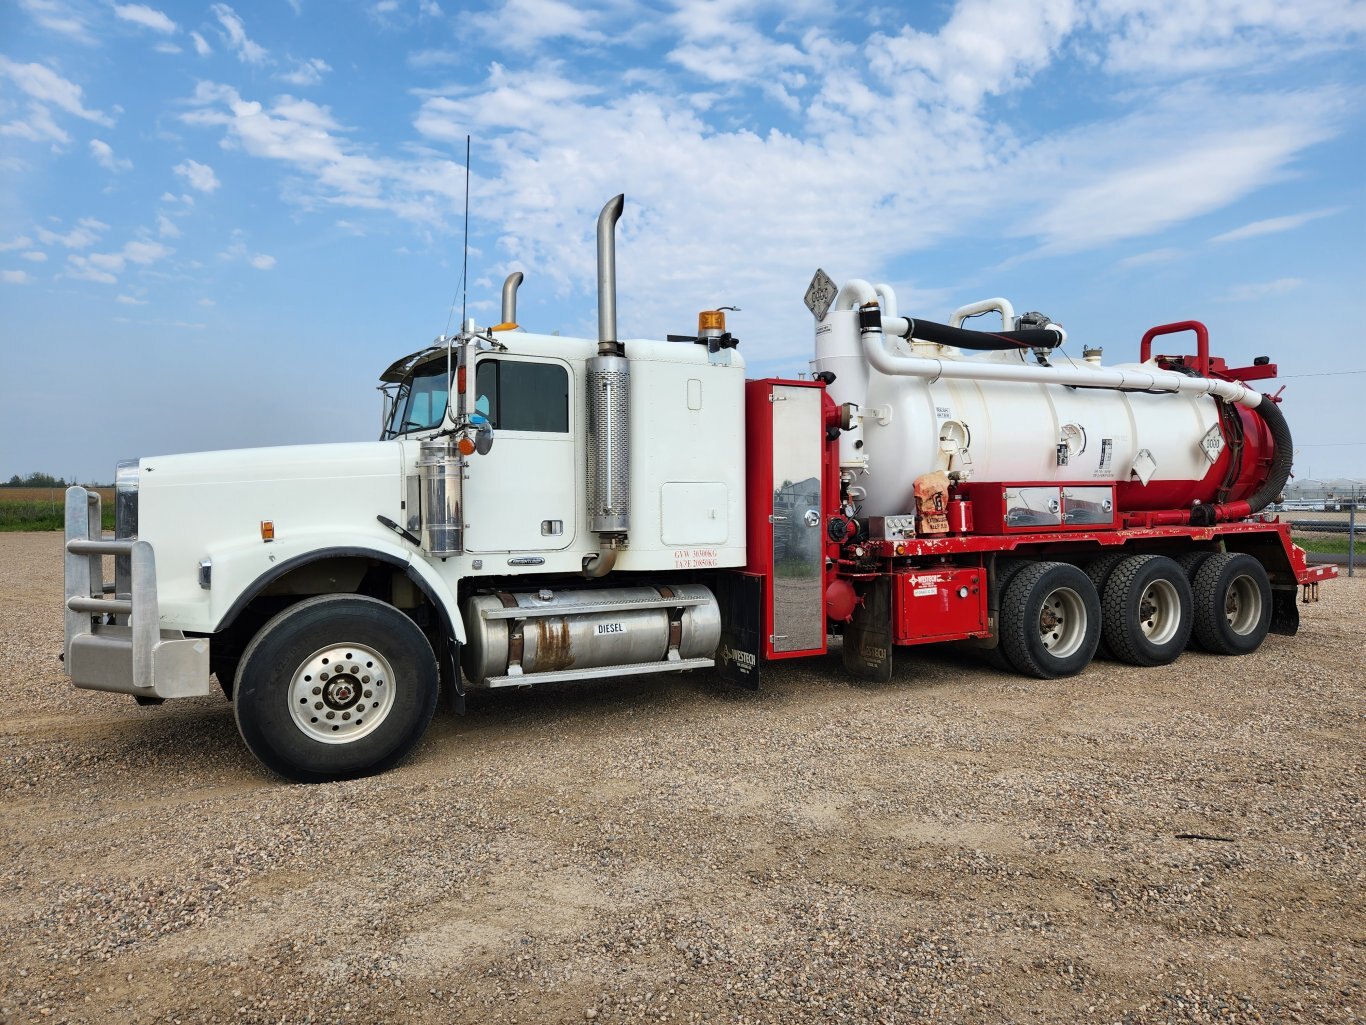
[384,360,450,437]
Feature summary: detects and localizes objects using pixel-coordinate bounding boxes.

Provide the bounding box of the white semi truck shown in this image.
[63,196,1335,782]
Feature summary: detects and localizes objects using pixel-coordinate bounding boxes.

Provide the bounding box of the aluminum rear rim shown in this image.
[1225,574,1263,635]
[1038,586,1087,658]
[288,642,396,744]
[1138,578,1182,645]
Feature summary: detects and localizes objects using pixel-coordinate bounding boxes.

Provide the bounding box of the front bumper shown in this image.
[63,486,213,700]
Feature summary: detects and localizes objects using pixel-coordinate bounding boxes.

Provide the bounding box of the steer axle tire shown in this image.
[234,594,440,784]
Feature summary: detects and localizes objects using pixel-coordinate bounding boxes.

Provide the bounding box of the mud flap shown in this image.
[715,572,762,690]
[843,576,893,682]
[1270,586,1300,636]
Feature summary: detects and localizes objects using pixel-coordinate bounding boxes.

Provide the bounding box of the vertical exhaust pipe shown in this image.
[584,194,629,577]
[500,271,523,325]
[597,194,624,356]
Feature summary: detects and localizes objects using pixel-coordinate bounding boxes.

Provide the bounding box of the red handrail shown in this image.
[1140,320,1209,376]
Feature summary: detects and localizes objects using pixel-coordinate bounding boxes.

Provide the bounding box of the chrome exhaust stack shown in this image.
[584,194,629,577]
[500,271,523,325]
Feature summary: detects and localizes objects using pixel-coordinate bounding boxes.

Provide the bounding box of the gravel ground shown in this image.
[1,531,1362,1025]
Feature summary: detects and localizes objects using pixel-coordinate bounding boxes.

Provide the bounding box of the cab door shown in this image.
[464,354,577,553]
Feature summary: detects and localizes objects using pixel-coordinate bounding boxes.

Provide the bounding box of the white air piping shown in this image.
[950,297,1016,330]
[858,303,1263,409]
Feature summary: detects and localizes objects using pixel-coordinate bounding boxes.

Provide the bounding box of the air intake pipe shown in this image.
[584,194,629,577]
[500,271,523,325]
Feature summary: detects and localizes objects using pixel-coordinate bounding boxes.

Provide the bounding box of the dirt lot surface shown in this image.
[1,531,1361,1024]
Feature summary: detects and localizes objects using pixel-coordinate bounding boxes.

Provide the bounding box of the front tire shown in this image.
[234,595,439,783]
[999,561,1101,679]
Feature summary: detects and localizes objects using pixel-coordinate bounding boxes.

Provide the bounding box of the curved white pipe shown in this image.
[874,283,898,319]
[833,278,877,312]
[860,316,1263,409]
[951,297,1016,330]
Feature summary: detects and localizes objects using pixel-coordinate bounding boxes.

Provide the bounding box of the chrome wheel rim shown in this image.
[1225,575,1262,635]
[1137,579,1182,645]
[1038,587,1087,658]
[288,643,396,744]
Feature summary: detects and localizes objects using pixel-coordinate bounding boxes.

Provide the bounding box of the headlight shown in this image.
[115,458,140,540]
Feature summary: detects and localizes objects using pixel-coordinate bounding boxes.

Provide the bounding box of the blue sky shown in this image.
[2,0,1364,482]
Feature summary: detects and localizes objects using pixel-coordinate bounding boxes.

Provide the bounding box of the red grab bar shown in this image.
[1140,320,1209,376]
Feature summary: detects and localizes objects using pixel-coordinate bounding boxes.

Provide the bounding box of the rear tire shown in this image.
[1100,555,1193,666]
[1191,553,1272,656]
[999,562,1101,679]
[1085,552,1131,660]
[1173,550,1217,651]
[234,594,439,783]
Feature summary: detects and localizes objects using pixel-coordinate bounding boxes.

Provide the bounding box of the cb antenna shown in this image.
[443,134,472,339]
[460,134,470,333]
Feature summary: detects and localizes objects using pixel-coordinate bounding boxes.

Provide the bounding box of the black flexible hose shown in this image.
[1190,394,1293,525]
[901,317,1064,351]
[1240,394,1293,516]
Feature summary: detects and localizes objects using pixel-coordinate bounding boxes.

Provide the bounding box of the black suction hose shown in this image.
[1191,394,1293,524]
[901,317,1064,351]
[1240,394,1294,516]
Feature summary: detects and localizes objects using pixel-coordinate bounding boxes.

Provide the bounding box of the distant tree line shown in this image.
[2,472,90,487]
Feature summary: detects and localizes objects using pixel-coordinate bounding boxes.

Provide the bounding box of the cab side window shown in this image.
[474,359,569,433]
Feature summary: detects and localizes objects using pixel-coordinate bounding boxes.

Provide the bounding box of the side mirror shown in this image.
[475,422,494,455]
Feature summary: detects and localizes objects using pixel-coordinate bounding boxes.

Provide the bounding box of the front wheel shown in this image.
[234,595,439,783]
[999,561,1101,679]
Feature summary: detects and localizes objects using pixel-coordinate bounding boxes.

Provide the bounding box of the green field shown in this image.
[0,488,115,532]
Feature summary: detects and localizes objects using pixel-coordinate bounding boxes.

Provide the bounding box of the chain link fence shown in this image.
[1280,506,1359,576]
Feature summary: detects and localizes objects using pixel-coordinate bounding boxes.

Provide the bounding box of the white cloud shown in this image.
[250,253,277,269]
[116,294,148,305]
[17,0,94,43]
[471,0,606,53]
[0,57,111,125]
[191,31,212,56]
[0,104,71,144]
[66,237,173,283]
[1221,277,1304,302]
[21,251,47,262]
[1210,207,1345,244]
[35,218,108,249]
[1116,247,1183,269]
[89,138,132,171]
[211,4,269,64]
[156,214,182,238]
[65,255,117,283]
[198,297,216,306]
[407,49,459,69]
[174,158,221,192]
[1097,0,1366,76]
[0,236,33,251]
[1013,95,1338,253]
[279,57,331,86]
[113,4,178,33]
[1,269,31,284]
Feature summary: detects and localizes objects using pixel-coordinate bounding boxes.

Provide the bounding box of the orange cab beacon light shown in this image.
[457,436,476,456]
[260,520,275,542]
[698,309,726,334]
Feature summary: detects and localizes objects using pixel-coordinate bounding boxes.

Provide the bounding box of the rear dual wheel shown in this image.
[1191,553,1272,655]
[998,562,1101,679]
[1099,555,1193,667]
